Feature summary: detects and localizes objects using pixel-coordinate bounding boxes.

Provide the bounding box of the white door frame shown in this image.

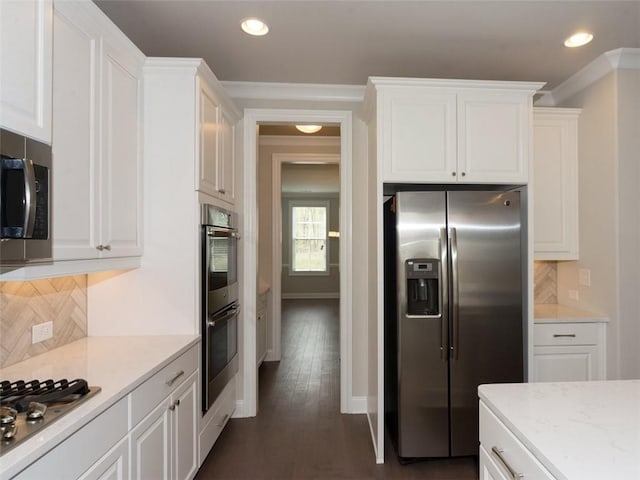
[270,153,340,362]
[241,109,353,416]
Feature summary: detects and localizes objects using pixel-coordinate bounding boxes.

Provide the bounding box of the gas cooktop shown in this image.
[0,378,101,456]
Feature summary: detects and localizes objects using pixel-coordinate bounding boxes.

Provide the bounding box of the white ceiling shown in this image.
[94,1,640,91]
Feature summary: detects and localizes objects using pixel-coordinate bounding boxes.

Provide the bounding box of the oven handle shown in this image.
[207,305,240,328]
[206,226,239,238]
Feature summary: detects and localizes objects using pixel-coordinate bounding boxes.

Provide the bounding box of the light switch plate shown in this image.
[32,321,53,344]
[579,268,591,287]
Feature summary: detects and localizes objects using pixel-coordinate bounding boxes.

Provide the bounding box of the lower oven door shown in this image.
[203,302,239,412]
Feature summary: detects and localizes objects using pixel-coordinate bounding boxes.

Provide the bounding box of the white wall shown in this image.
[557,68,640,380]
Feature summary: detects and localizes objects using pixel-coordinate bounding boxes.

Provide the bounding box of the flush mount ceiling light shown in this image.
[241,18,269,36]
[564,31,594,48]
[295,125,322,134]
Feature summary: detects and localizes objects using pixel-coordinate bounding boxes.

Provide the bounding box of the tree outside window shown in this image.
[290,202,328,273]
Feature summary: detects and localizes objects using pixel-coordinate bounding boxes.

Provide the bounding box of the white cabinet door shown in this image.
[198,80,220,198]
[130,398,172,480]
[51,4,100,260]
[172,373,198,480]
[78,436,129,480]
[457,91,529,183]
[533,108,580,260]
[533,345,599,382]
[0,0,52,143]
[217,107,235,204]
[381,90,457,182]
[532,322,605,381]
[100,38,142,257]
[51,2,142,261]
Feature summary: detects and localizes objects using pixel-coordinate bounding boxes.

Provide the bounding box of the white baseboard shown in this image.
[349,396,367,414]
[232,399,246,418]
[281,292,340,300]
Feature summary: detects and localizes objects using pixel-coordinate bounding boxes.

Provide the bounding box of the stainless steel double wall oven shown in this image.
[201,204,239,413]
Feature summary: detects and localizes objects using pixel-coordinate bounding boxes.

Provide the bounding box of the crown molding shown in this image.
[259,135,340,147]
[550,48,640,106]
[221,81,366,103]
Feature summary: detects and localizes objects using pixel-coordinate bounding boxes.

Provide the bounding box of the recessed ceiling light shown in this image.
[296,125,322,134]
[241,18,269,36]
[564,31,594,48]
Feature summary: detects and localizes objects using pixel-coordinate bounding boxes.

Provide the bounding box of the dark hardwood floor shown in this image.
[196,299,478,480]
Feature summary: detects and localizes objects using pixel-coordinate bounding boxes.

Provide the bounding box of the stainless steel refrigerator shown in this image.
[384,190,525,459]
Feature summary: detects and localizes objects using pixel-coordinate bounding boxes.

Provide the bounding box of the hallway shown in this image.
[196,299,478,479]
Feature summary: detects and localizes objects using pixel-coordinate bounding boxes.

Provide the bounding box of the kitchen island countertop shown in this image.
[479,380,640,480]
[0,335,199,479]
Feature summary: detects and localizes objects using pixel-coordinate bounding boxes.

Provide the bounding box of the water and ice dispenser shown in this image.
[406,259,440,317]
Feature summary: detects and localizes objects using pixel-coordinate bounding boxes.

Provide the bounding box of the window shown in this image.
[290,201,329,273]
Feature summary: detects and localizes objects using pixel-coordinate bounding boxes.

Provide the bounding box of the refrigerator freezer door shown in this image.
[395,191,449,457]
[447,190,524,456]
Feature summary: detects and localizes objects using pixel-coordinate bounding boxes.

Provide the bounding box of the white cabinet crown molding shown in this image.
[368,76,545,92]
[221,80,366,103]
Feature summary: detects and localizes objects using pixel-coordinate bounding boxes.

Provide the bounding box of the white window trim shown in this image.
[288,199,330,276]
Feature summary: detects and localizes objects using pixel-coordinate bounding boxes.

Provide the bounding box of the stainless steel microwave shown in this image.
[0,128,52,265]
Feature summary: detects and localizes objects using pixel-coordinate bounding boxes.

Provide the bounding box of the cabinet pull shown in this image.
[553,333,576,338]
[491,446,523,479]
[96,245,103,251]
[451,171,456,176]
[216,413,229,428]
[168,399,181,411]
[103,244,111,251]
[218,188,226,194]
[461,172,466,177]
[165,370,185,387]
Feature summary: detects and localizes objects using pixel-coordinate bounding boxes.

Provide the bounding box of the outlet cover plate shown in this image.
[32,321,53,344]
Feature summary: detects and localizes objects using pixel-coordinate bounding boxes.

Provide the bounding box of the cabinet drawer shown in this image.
[480,401,555,480]
[534,323,598,346]
[130,346,197,425]
[199,378,235,462]
[15,397,128,480]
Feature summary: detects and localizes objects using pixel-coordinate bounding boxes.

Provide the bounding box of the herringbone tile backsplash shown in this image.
[534,261,558,304]
[0,275,87,368]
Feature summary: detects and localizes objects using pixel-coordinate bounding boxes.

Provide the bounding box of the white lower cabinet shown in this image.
[479,401,555,480]
[256,292,268,366]
[78,436,130,480]
[13,346,198,480]
[532,322,606,382]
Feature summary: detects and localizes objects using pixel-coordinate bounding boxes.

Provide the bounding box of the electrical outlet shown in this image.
[579,268,591,287]
[568,290,580,301]
[32,321,53,344]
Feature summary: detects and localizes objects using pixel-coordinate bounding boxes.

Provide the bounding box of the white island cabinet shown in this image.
[0,336,199,480]
[479,381,640,480]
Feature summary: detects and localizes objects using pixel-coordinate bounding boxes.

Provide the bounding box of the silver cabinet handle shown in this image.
[491,446,523,479]
[451,171,456,176]
[168,399,181,411]
[218,188,226,194]
[461,172,466,177]
[216,413,229,428]
[165,370,185,387]
[96,245,103,251]
[103,244,111,251]
[553,334,576,338]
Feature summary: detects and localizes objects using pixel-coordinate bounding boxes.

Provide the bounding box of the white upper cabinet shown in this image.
[0,0,52,143]
[52,1,143,262]
[367,78,543,184]
[196,73,238,205]
[533,108,580,260]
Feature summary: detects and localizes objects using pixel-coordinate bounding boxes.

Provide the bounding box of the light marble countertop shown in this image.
[0,335,199,479]
[479,381,640,480]
[534,304,608,323]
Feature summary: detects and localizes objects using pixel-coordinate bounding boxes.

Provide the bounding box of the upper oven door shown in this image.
[202,224,239,314]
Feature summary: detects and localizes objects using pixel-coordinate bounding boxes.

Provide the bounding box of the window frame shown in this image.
[288,200,330,276]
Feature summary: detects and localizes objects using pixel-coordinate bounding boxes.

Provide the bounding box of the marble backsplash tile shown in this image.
[534,261,558,304]
[0,275,87,368]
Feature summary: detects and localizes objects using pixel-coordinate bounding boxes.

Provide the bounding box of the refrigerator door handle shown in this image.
[450,227,459,360]
[439,227,448,361]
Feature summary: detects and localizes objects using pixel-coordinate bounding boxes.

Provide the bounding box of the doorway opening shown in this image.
[240,110,353,418]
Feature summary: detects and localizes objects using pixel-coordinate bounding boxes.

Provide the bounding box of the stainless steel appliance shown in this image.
[0,128,52,265]
[0,378,100,455]
[201,203,239,413]
[384,190,525,459]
